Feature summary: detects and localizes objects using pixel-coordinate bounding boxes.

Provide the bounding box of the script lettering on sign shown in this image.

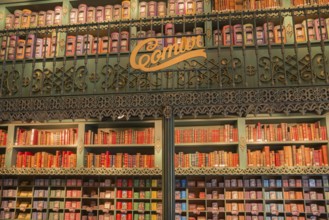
[130,36,207,72]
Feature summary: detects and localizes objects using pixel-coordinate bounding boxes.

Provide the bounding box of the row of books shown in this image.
[0,177,158,188]
[15,128,78,146]
[174,150,239,167]
[70,0,204,24]
[16,151,77,168]
[5,7,63,30]
[247,145,329,167]
[2,17,328,61]
[293,0,329,5]
[175,125,238,143]
[246,122,328,142]
[81,214,161,220]
[70,2,131,25]
[0,129,7,146]
[85,128,154,145]
[214,18,329,47]
[4,0,329,31]
[213,0,282,11]
[85,152,155,168]
[213,0,329,11]
[177,176,326,188]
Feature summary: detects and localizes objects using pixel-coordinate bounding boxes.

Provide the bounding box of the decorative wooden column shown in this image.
[162,105,175,219]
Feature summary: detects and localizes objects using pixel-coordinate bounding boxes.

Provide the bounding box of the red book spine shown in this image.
[321,145,328,166]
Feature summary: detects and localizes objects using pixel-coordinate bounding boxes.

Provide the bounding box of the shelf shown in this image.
[247,141,328,145]
[175,142,238,147]
[0,167,162,176]
[13,145,77,149]
[84,144,154,148]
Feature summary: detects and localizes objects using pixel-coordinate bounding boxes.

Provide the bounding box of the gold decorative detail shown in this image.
[286,23,293,38]
[6,140,13,153]
[0,12,4,21]
[239,137,246,151]
[131,0,137,12]
[155,137,161,153]
[58,39,65,51]
[130,37,206,72]
[205,0,210,5]
[63,6,68,16]
[206,28,211,40]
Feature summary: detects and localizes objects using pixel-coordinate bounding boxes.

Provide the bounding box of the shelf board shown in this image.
[13,145,77,149]
[175,142,239,147]
[84,144,154,148]
[0,166,329,175]
[247,140,328,145]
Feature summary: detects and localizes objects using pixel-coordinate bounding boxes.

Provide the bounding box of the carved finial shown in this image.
[163,106,172,119]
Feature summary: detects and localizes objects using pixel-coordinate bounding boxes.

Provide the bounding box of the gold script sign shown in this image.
[130,36,207,72]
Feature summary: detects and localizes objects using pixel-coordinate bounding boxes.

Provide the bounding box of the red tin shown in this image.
[16,39,26,59]
[256,26,264,44]
[165,23,175,46]
[120,31,129,52]
[168,0,176,16]
[139,2,148,18]
[177,0,185,15]
[243,24,254,45]
[76,35,84,55]
[213,29,222,46]
[314,18,328,40]
[21,9,32,28]
[113,4,122,20]
[122,1,131,20]
[303,19,315,41]
[14,10,22,29]
[84,34,94,54]
[43,37,52,57]
[46,10,55,26]
[87,6,96,23]
[96,6,104,22]
[194,27,204,46]
[25,34,35,59]
[157,2,166,17]
[222,25,233,46]
[273,25,286,44]
[148,1,157,17]
[195,0,204,13]
[105,5,113,21]
[35,38,44,58]
[30,12,38,27]
[51,35,57,57]
[8,36,18,60]
[0,36,8,60]
[111,32,119,52]
[294,23,306,42]
[100,36,111,53]
[263,22,274,44]
[70,8,78,24]
[66,36,76,56]
[185,0,195,15]
[92,37,102,54]
[5,14,14,29]
[54,6,62,25]
[233,24,243,45]
[38,11,46,27]
[78,4,87,24]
